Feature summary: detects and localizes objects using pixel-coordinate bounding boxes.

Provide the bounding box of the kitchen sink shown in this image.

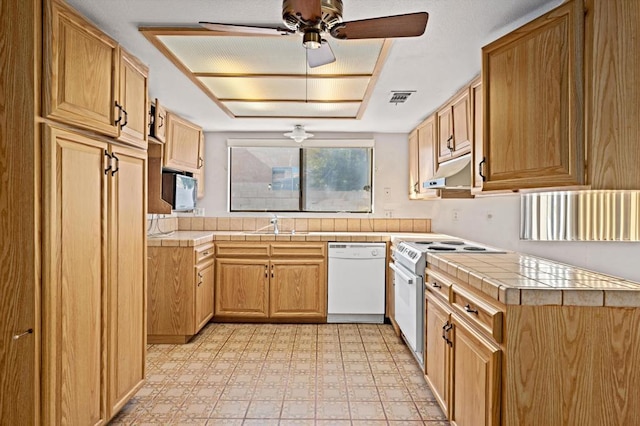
[244,230,309,235]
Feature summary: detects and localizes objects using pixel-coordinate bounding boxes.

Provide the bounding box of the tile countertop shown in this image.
[146,231,454,247]
[427,252,640,308]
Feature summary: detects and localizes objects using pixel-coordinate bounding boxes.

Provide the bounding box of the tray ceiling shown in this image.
[141,28,390,120]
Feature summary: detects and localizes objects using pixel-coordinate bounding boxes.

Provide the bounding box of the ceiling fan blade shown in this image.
[330,12,429,40]
[288,0,322,24]
[199,22,294,35]
[308,41,336,68]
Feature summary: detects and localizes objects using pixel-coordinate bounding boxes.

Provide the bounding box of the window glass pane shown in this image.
[230,147,300,211]
[302,148,372,212]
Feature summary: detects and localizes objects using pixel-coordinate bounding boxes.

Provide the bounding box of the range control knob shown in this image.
[371,249,379,256]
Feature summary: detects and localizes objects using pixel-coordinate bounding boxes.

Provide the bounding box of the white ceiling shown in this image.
[65,0,561,134]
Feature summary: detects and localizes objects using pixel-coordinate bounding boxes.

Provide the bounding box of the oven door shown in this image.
[390,261,424,358]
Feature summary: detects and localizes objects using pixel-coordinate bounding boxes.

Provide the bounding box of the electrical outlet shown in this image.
[384,210,394,218]
[452,209,460,222]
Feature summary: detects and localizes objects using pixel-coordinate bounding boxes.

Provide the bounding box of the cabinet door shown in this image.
[215,259,269,318]
[195,260,215,331]
[437,107,453,163]
[482,0,584,190]
[451,91,471,157]
[470,78,485,192]
[408,129,420,198]
[117,49,148,149]
[194,132,205,199]
[42,126,108,425]
[152,99,167,142]
[424,294,452,417]
[269,259,327,319]
[164,112,202,172]
[45,0,119,137]
[417,115,439,197]
[450,315,501,426]
[107,145,146,415]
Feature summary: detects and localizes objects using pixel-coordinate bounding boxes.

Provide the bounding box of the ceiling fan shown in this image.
[199,0,428,68]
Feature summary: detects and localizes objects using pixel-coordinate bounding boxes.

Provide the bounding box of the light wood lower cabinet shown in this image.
[426,264,640,426]
[214,242,327,322]
[215,258,270,319]
[449,314,501,426]
[42,125,146,424]
[148,242,215,343]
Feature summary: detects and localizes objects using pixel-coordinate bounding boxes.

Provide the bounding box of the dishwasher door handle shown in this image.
[389,262,415,285]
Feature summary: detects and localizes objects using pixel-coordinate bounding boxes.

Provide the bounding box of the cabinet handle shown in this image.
[104,150,112,175]
[114,101,123,126]
[431,281,441,289]
[270,264,274,278]
[111,153,119,176]
[413,182,419,194]
[265,264,268,278]
[158,114,164,128]
[464,304,479,315]
[445,323,453,346]
[198,156,204,169]
[148,109,154,128]
[447,135,454,151]
[13,328,33,340]
[441,322,448,341]
[478,158,486,182]
[197,272,203,286]
[121,108,128,129]
[202,251,210,256]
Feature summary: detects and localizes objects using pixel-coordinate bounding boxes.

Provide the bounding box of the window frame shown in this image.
[227,139,374,213]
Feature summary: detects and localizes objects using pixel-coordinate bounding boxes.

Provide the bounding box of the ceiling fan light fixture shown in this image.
[284,125,313,142]
[303,30,322,49]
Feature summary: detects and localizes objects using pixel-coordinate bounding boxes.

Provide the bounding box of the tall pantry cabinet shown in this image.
[0,0,148,424]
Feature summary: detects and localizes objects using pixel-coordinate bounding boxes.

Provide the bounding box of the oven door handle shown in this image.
[389,262,415,285]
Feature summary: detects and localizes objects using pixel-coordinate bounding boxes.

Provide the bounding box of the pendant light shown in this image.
[284,125,313,143]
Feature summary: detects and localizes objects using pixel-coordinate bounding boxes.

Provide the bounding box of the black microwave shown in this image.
[162,172,197,212]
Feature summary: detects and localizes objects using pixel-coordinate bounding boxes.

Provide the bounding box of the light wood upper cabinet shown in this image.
[585,0,640,189]
[270,259,327,319]
[481,0,584,191]
[164,112,203,173]
[45,1,149,148]
[417,115,440,197]
[150,99,167,143]
[450,315,501,426]
[117,50,149,149]
[45,0,119,137]
[215,258,270,319]
[437,89,471,164]
[107,145,147,415]
[408,129,420,198]
[194,132,205,199]
[42,126,109,426]
[470,77,485,193]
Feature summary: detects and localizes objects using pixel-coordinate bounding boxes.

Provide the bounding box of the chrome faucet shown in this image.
[270,214,279,235]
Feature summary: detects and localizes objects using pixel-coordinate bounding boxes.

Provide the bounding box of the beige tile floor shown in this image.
[110,323,448,425]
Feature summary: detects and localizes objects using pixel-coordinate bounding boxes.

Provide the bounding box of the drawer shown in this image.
[195,242,214,263]
[451,285,503,343]
[425,268,453,302]
[215,242,270,257]
[270,242,326,258]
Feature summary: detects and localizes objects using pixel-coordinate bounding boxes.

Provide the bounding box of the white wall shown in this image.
[198,131,434,218]
[199,131,640,282]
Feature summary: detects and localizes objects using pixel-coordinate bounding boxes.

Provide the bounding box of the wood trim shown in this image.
[219,98,362,103]
[139,30,235,118]
[194,72,372,79]
[356,39,392,120]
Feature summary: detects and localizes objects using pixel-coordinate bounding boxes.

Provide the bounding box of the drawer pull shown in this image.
[431,282,442,289]
[202,251,210,256]
[464,304,479,315]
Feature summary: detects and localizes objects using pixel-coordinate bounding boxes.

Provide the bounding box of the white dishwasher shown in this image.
[327,242,387,323]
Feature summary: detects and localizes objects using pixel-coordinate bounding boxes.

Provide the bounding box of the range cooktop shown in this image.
[404,240,505,253]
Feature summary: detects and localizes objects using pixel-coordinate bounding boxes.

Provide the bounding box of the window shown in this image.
[229,144,373,213]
